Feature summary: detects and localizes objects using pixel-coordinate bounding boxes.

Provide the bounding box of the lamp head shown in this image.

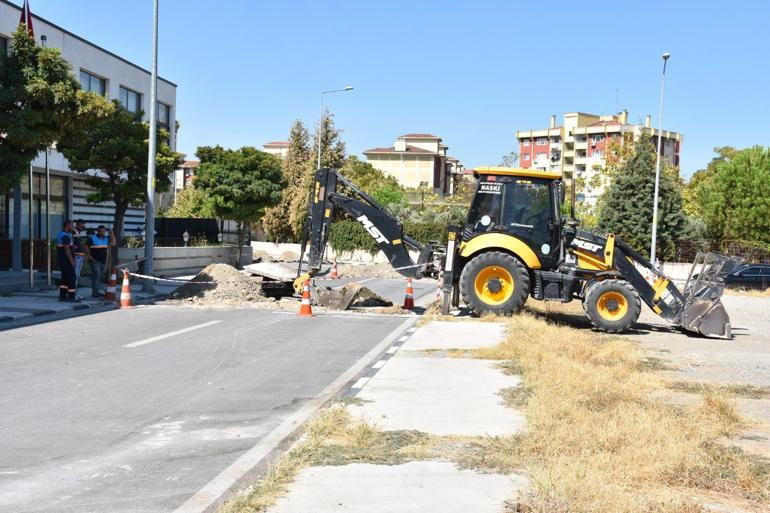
[344,86,354,91]
[662,52,671,61]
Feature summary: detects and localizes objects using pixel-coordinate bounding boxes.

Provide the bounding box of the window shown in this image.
[157,102,170,128]
[536,137,548,146]
[79,70,106,95]
[0,36,8,57]
[536,152,547,160]
[119,86,141,113]
[2,173,67,240]
[591,134,605,143]
[522,153,530,161]
[592,149,604,157]
[502,179,551,232]
[522,140,531,147]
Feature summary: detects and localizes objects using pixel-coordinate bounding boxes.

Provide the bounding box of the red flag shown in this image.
[18,0,35,39]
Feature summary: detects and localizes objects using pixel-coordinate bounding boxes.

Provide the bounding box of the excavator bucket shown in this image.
[678,253,741,339]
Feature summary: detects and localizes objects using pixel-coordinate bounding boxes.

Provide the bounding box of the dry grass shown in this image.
[465,312,769,512]
[723,288,770,298]
[669,381,770,400]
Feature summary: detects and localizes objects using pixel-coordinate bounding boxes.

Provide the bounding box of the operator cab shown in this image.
[465,167,564,268]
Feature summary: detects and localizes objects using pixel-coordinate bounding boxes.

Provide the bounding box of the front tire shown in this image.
[583,279,641,333]
[459,251,530,316]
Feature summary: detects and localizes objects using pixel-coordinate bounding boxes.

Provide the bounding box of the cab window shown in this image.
[502,179,551,232]
[466,179,503,232]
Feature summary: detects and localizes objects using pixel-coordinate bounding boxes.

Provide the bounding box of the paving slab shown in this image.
[270,461,527,513]
[352,356,524,436]
[402,320,507,351]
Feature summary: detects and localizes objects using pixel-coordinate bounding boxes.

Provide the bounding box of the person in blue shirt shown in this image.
[86,225,113,298]
[56,220,78,302]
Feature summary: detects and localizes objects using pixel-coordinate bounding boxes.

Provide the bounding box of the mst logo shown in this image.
[357,215,390,244]
[572,238,603,253]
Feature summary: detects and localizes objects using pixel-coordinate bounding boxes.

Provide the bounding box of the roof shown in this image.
[363,144,436,155]
[0,0,177,87]
[588,120,622,127]
[473,167,562,180]
[263,141,290,148]
[398,133,440,139]
[181,160,199,168]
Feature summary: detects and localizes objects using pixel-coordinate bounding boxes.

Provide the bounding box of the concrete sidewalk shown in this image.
[268,320,528,513]
[0,280,182,325]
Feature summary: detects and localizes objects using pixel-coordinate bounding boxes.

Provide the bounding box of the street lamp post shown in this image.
[143,0,159,292]
[650,52,670,266]
[317,86,353,170]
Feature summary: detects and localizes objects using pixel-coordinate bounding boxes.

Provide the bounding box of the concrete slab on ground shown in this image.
[402,320,506,351]
[269,461,527,513]
[352,357,524,436]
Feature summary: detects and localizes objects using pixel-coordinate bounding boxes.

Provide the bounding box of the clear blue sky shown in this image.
[23,0,770,178]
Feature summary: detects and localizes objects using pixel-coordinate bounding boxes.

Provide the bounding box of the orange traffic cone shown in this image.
[119,269,134,309]
[330,260,340,280]
[298,278,313,316]
[104,268,117,301]
[403,277,415,310]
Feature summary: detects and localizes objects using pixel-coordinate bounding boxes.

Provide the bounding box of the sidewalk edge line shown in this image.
[172,316,416,513]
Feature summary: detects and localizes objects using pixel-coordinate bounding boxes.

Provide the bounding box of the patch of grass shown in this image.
[465,312,768,512]
[723,288,770,298]
[499,386,533,409]
[638,356,678,372]
[669,381,770,400]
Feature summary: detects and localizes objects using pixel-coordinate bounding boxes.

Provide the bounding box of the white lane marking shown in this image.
[351,377,370,390]
[398,335,409,342]
[172,317,416,513]
[372,360,386,369]
[407,327,416,332]
[123,321,222,348]
[386,346,398,354]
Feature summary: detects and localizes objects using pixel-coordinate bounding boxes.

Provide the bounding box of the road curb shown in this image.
[172,316,417,513]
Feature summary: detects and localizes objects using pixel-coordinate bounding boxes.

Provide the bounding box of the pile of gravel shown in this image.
[169,263,272,304]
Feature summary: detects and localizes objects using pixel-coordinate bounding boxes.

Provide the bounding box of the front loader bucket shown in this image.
[680,296,731,339]
[678,252,741,339]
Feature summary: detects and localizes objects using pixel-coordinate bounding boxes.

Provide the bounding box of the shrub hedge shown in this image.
[328,219,450,254]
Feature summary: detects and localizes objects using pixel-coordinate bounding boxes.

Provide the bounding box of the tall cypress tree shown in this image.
[598,137,685,260]
[261,119,311,241]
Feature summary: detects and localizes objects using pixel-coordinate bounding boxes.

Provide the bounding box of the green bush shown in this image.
[327,218,450,254]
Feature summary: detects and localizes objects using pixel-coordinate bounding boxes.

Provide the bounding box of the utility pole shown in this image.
[650,52,670,266]
[143,0,159,292]
[28,162,34,287]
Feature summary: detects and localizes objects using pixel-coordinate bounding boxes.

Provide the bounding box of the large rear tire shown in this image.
[583,279,641,333]
[459,251,530,316]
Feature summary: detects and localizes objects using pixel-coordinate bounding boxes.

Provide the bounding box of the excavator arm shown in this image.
[297,168,439,281]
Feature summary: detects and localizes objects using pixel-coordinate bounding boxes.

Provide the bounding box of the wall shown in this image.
[118,246,252,277]
[251,241,420,265]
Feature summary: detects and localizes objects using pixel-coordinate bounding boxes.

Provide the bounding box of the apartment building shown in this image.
[1,0,177,268]
[363,133,463,194]
[516,111,682,204]
[262,141,290,159]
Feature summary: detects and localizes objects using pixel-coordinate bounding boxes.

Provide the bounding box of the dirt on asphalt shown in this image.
[168,263,273,305]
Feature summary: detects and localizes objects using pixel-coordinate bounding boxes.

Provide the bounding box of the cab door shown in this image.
[500,178,560,268]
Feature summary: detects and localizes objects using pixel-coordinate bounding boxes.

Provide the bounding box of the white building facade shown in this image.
[0,0,177,258]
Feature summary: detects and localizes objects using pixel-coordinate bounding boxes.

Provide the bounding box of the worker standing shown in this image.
[87,225,111,298]
[56,220,78,302]
[72,219,88,294]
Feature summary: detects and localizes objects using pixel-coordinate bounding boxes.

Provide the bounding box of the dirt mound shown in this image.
[169,263,272,304]
[278,251,300,262]
[252,249,273,262]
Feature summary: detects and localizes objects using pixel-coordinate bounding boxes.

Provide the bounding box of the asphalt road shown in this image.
[0,306,409,513]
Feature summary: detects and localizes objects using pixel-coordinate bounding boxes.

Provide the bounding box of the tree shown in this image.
[58,102,181,266]
[165,187,215,218]
[261,120,311,241]
[194,146,284,267]
[683,146,737,219]
[499,150,518,167]
[286,111,346,237]
[695,146,770,248]
[0,26,112,192]
[339,156,404,206]
[598,137,685,260]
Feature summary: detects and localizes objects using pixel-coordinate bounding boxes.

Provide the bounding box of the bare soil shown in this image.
[168,263,273,305]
